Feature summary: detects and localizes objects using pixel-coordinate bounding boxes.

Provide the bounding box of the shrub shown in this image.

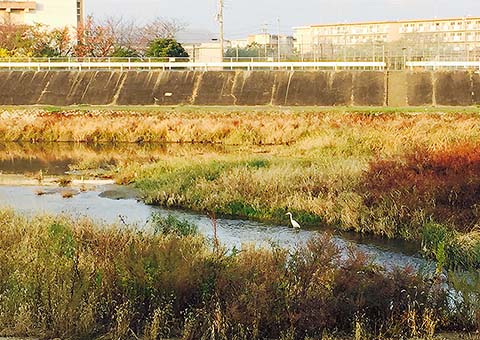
[150,213,198,237]
[111,46,140,58]
[363,143,480,234]
[145,38,188,58]
[1,210,472,339]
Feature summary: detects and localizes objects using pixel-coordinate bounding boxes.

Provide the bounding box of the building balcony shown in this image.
[0,1,36,11]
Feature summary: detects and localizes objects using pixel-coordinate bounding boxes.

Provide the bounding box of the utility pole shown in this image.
[217,0,225,61]
[277,18,281,62]
[262,23,269,59]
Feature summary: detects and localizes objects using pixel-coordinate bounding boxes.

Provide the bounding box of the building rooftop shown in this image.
[294,16,480,29]
[0,1,36,11]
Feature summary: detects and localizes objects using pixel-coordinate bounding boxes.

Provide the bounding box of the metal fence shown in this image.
[1,58,480,71]
[406,61,480,70]
[0,61,387,71]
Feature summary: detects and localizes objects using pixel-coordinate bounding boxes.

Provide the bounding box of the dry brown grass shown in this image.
[1,109,480,148]
[0,209,476,339]
[60,190,74,198]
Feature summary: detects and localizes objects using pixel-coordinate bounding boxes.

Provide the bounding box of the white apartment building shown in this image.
[0,0,83,29]
[183,42,223,63]
[294,17,480,58]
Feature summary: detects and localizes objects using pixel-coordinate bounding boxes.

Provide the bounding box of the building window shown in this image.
[77,1,82,24]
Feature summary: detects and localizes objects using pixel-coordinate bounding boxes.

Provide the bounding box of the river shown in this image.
[0,142,434,271]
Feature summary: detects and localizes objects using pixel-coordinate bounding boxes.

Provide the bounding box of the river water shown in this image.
[0,142,434,271]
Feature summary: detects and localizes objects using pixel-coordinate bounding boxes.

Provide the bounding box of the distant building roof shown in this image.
[177,29,217,44]
[0,1,36,10]
[294,16,480,29]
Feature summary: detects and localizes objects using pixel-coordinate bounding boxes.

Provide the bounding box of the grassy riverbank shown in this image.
[1,107,480,269]
[0,209,478,339]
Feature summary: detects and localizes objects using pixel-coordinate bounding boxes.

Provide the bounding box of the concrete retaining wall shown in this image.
[0,70,478,106]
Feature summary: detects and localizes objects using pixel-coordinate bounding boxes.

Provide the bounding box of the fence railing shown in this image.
[0,61,387,71]
[0,57,193,63]
[1,59,480,71]
[406,61,480,70]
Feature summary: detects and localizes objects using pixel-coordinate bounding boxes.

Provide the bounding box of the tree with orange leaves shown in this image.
[0,23,72,57]
[74,16,115,57]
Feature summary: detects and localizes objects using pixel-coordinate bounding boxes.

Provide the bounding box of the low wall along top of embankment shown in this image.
[0,70,478,107]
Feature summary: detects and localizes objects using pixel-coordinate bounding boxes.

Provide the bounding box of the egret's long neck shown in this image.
[289,215,293,223]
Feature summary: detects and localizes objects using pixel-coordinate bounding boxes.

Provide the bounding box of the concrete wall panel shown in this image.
[0,71,52,105]
[331,72,353,106]
[472,72,480,105]
[193,71,236,105]
[23,72,52,105]
[152,71,198,105]
[407,72,433,106]
[387,71,407,107]
[271,72,292,106]
[11,72,35,105]
[0,71,25,105]
[81,71,124,105]
[67,72,97,104]
[116,72,159,105]
[38,71,81,106]
[0,70,479,107]
[353,72,385,106]
[232,71,276,105]
[285,71,332,106]
[0,72,13,105]
[0,72,18,105]
[435,71,472,106]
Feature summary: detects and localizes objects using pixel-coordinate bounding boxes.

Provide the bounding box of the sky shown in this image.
[86,0,480,40]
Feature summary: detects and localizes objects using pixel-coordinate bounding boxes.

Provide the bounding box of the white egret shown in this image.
[286,212,301,230]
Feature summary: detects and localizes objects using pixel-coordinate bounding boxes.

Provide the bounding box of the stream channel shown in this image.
[0,142,434,272]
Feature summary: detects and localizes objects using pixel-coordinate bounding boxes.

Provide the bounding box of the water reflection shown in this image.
[0,142,268,175]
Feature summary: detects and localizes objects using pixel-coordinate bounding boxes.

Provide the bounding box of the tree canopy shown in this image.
[0,16,187,58]
[145,38,189,58]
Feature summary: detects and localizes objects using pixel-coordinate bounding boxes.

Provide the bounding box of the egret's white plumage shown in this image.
[286,212,301,230]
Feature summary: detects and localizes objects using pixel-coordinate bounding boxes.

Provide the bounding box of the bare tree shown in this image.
[97,16,187,53]
[102,16,139,49]
[137,18,187,51]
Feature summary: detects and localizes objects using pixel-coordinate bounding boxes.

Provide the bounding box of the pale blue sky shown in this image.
[86,0,480,39]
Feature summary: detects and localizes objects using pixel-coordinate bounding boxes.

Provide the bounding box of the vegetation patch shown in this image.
[3,108,480,269]
[0,209,478,339]
[363,143,480,233]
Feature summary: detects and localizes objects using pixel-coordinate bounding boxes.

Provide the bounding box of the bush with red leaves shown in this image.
[363,143,480,233]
